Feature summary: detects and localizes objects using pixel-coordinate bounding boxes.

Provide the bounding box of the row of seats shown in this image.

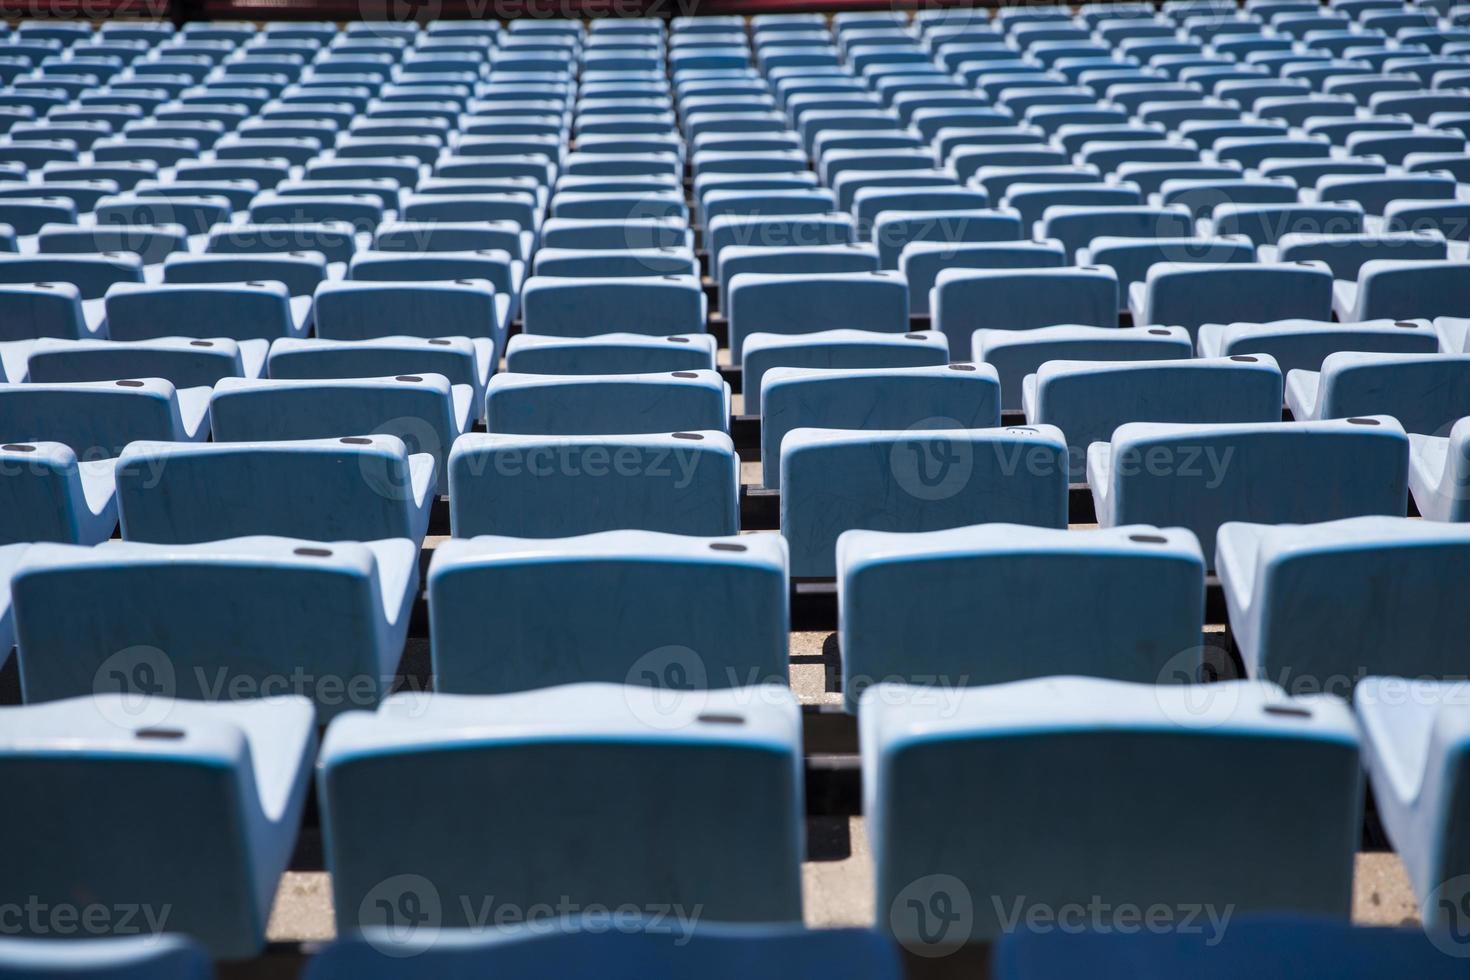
[4,674,1469,955]
[2,514,1467,718]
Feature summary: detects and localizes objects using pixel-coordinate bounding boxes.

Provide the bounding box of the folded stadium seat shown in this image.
[0,253,143,311]
[305,925,898,980]
[1205,202,1366,248]
[429,530,786,695]
[729,271,909,360]
[318,683,803,931]
[485,370,728,436]
[1039,205,1193,260]
[0,376,209,457]
[349,248,518,303]
[268,335,493,417]
[92,191,232,236]
[0,198,70,238]
[530,245,697,279]
[13,535,414,718]
[24,336,264,388]
[995,916,1463,979]
[1027,356,1286,479]
[304,156,423,189]
[819,148,938,189]
[1334,259,1470,322]
[1234,514,1470,696]
[742,330,949,410]
[0,138,79,170]
[975,325,1192,412]
[245,190,382,233]
[506,333,717,375]
[162,251,329,302]
[540,216,690,251]
[520,275,704,337]
[0,282,106,341]
[0,694,312,959]
[1002,182,1144,228]
[1384,200,1470,243]
[1314,172,1459,217]
[105,281,306,342]
[1132,262,1334,337]
[701,188,835,225]
[761,365,1001,489]
[0,936,212,980]
[35,224,188,265]
[1077,236,1257,301]
[206,220,358,264]
[134,176,259,212]
[449,431,738,538]
[1198,318,1440,374]
[1158,176,1299,223]
[1090,417,1410,566]
[0,179,115,215]
[870,208,1022,269]
[1053,122,1170,158]
[174,157,292,190]
[863,677,1359,948]
[932,266,1119,356]
[707,213,856,274]
[781,426,1068,577]
[839,523,1205,708]
[1256,157,1389,190]
[899,240,1068,318]
[1346,129,1467,167]
[210,375,469,495]
[372,219,529,260]
[1269,231,1450,281]
[1286,352,1470,436]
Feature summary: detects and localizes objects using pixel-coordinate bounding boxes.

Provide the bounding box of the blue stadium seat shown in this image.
[374,220,530,259]
[1078,236,1257,297]
[13,535,415,718]
[839,523,1205,709]
[0,936,212,980]
[117,435,433,545]
[449,431,739,538]
[1090,418,1410,566]
[104,281,305,341]
[761,365,1000,488]
[486,370,728,435]
[728,271,908,358]
[0,377,209,456]
[0,694,314,958]
[1270,231,1449,280]
[349,251,522,310]
[862,677,1360,949]
[506,332,717,375]
[313,280,506,345]
[0,253,143,300]
[1334,260,1470,322]
[37,223,188,264]
[1287,352,1470,435]
[317,684,804,930]
[1409,416,1470,522]
[994,916,1460,980]
[870,207,1022,269]
[742,328,948,409]
[976,324,1195,412]
[1198,318,1440,374]
[1221,516,1470,689]
[267,335,494,416]
[208,221,357,264]
[304,925,899,980]
[429,530,787,694]
[1039,204,1190,259]
[781,425,1068,576]
[932,266,1119,356]
[1027,356,1285,478]
[521,275,705,337]
[1132,262,1335,336]
[532,245,698,278]
[1356,675,1470,946]
[0,282,104,341]
[209,375,470,494]
[24,336,265,387]
[163,250,328,297]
